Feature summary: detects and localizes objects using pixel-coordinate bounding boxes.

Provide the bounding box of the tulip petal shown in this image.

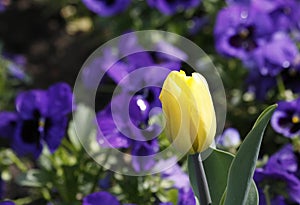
[160,70,216,154]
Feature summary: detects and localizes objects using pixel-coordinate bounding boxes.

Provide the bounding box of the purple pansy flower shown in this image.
[82,39,182,91]
[249,32,298,76]
[147,0,200,15]
[98,172,113,190]
[226,0,251,5]
[94,37,183,172]
[83,191,120,205]
[97,106,131,149]
[82,0,131,17]
[0,83,73,158]
[0,202,15,205]
[161,162,196,205]
[177,188,196,205]
[271,97,300,138]
[97,93,161,172]
[97,92,161,147]
[214,4,273,59]
[245,64,300,101]
[83,191,137,205]
[254,145,300,204]
[131,139,159,172]
[252,0,300,31]
[161,162,190,191]
[216,128,241,148]
[270,196,286,205]
[0,0,9,12]
[245,67,277,100]
[0,112,18,139]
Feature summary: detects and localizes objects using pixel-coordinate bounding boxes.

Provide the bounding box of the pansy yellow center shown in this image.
[292,115,300,124]
[38,118,46,132]
[239,28,249,39]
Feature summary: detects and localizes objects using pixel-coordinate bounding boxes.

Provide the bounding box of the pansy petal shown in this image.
[83,191,121,205]
[16,90,48,119]
[47,83,73,117]
[0,112,18,138]
[12,121,43,158]
[44,117,68,153]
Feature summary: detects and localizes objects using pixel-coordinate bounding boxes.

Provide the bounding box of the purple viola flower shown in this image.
[97,93,161,172]
[147,0,200,15]
[129,95,151,128]
[94,36,184,173]
[98,172,113,190]
[83,191,120,205]
[131,139,159,172]
[271,98,300,138]
[271,196,286,205]
[0,83,73,158]
[246,65,300,101]
[97,92,160,147]
[214,4,274,59]
[0,112,18,139]
[0,202,15,205]
[161,163,196,205]
[254,145,300,204]
[97,106,131,149]
[0,0,9,12]
[83,38,182,90]
[216,128,241,148]
[245,66,277,100]
[252,0,300,31]
[154,41,188,63]
[82,0,131,17]
[249,32,299,76]
[226,0,251,5]
[177,188,196,205]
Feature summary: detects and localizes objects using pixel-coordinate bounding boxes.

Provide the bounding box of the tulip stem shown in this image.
[191,153,212,205]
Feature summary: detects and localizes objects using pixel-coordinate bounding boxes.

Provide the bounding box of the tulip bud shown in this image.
[159,70,216,154]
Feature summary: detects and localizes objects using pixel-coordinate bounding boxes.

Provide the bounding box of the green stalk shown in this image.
[191,153,212,205]
[263,185,271,205]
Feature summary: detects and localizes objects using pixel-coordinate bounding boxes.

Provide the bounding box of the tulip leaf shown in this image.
[223,104,277,205]
[219,180,258,205]
[201,149,234,205]
[188,148,259,205]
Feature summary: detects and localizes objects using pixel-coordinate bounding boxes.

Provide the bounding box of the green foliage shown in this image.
[188,105,277,205]
[224,105,276,205]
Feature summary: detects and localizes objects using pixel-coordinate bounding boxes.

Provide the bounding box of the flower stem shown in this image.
[263,185,271,205]
[191,153,212,205]
[276,75,286,100]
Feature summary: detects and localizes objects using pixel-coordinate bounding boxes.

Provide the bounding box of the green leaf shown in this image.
[224,104,277,205]
[219,180,258,205]
[202,149,234,205]
[188,149,259,205]
[245,180,259,205]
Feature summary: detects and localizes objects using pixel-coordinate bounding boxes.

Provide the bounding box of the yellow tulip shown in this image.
[159,70,216,154]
